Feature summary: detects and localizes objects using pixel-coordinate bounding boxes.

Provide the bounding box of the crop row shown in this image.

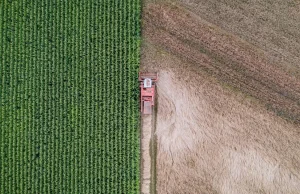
[0,0,141,193]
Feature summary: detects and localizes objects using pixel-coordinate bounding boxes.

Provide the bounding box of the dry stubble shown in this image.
[141,2,300,194]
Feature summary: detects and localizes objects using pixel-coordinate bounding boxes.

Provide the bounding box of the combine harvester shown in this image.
[139,72,158,194]
[139,72,158,115]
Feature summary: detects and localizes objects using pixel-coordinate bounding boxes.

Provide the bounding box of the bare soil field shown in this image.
[141,114,156,194]
[174,0,300,77]
[141,115,151,194]
[141,1,300,194]
[143,3,300,124]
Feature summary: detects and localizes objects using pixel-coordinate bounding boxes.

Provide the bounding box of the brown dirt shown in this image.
[141,115,152,194]
[173,0,300,77]
[141,2,300,194]
[143,3,300,124]
[142,43,300,194]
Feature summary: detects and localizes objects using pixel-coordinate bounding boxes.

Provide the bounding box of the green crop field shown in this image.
[0,0,141,193]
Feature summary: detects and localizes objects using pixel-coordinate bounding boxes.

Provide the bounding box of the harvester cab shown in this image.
[139,72,158,115]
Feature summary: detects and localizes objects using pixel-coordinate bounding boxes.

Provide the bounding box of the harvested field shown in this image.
[174,0,300,77]
[141,1,300,194]
[142,43,300,194]
[143,3,300,124]
[141,115,155,194]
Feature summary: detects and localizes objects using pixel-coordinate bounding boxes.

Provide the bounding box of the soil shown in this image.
[174,0,300,78]
[143,3,300,124]
[141,115,152,194]
[141,1,300,194]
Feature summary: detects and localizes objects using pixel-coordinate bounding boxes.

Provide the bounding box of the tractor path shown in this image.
[141,112,156,194]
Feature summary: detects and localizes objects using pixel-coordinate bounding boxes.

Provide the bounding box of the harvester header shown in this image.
[139,72,158,115]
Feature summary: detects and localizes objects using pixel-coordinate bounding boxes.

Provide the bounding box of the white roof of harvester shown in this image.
[143,78,152,88]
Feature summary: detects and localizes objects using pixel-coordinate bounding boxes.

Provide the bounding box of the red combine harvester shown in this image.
[139,72,158,115]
